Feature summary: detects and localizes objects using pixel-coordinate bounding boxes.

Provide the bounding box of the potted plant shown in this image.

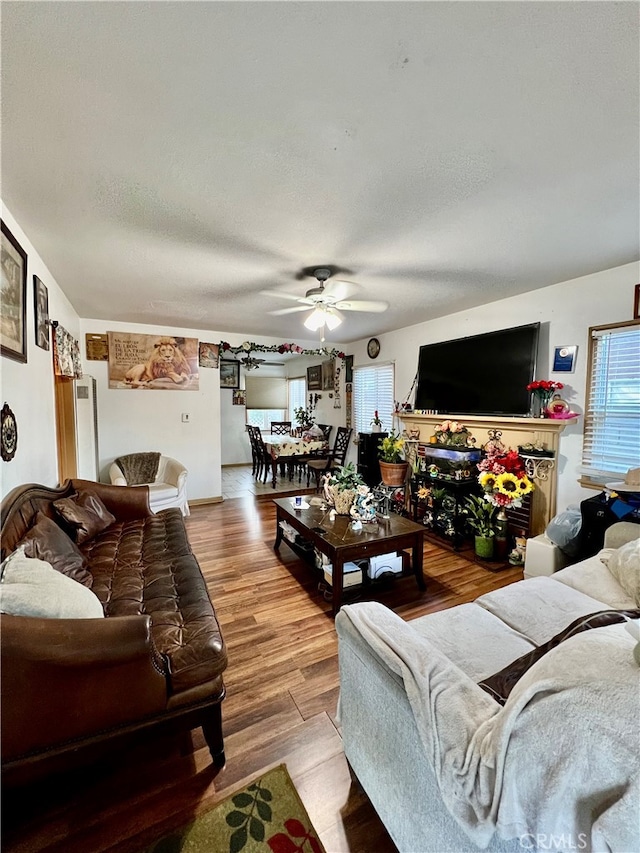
[325,462,365,515]
[464,494,496,559]
[370,411,383,433]
[378,430,409,486]
[293,406,314,433]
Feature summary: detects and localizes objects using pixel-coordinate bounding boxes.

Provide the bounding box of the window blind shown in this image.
[245,377,287,409]
[581,323,640,481]
[288,377,306,422]
[353,363,395,434]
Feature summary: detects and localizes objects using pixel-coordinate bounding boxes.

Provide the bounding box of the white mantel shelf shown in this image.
[397,412,578,536]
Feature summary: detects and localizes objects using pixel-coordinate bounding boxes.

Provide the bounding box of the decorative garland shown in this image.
[219,341,346,360]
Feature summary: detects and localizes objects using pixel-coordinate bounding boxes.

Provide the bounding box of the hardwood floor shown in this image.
[2,498,523,853]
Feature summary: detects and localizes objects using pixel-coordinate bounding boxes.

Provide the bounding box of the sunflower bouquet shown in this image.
[477,447,534,508]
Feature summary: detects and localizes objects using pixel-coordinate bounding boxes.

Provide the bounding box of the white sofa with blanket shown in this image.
[336,522,639,853]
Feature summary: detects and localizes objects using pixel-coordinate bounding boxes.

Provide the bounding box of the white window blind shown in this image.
[581,323,640,482]
[353,363,395,434]
[288,377,306,422]
[245,377,287,409]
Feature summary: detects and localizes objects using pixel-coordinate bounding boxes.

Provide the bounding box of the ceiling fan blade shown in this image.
[322,279,360,302]
[267,305,312,316]
[333,299,389,313]
[260,289,309,303]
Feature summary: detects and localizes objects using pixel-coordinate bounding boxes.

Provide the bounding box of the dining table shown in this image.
[263,434,328,488]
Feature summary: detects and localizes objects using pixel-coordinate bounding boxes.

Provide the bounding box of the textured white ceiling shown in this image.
[2,1,638,344]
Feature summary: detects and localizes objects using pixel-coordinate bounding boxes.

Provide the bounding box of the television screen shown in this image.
[415,323,540,416]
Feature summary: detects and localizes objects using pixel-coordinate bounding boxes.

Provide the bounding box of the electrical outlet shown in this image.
[181,413,190,423]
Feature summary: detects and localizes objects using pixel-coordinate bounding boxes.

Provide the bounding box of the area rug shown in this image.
[146,764,325,853]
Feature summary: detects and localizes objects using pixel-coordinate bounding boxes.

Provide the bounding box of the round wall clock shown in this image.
[367,337,381,359]
[1,403,18,462]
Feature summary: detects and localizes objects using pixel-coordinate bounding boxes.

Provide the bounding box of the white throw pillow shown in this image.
[0,546,104,619]
[599,538,640,606]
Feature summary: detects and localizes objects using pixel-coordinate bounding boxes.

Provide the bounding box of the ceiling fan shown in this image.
[261,267,389,335]
[236,353,285,371]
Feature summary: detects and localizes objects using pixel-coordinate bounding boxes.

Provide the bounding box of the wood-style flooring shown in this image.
[2,497,523,853]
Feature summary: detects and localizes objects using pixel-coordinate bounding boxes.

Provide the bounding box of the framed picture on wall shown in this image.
[33,276,50,350]
[1,221,28,363]
[552,345,577,373]
[307,364,322,390]
[321,358,334,390]
[220,359,240,389]
[232,389,246,406]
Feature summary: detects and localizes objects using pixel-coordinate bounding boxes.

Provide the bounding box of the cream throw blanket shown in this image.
[338,602,639,851]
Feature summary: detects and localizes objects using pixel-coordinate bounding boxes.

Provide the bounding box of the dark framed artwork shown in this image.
[634,284,640,320]
[232,389,246,406]
[220,359,240,389]
[1,221,28,363]
[307,364,322,391]
[321,359,334,390]
[33,276,50,350]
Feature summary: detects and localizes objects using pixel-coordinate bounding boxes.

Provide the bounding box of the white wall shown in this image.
[348,262,639,513]
[0,203,81,496]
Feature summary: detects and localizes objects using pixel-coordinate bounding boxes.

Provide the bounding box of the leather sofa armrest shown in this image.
[1,614,168,763]
[70,478,152,520]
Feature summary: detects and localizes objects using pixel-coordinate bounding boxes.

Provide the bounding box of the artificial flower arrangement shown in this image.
[370,411,383,428]
[526,380,564,415]
[477,446,534,508]
[429,420,475,447]
[378,430,405,463]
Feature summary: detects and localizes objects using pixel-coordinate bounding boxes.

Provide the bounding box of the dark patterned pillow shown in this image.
[17,512,93,588]
[53,491,116,545]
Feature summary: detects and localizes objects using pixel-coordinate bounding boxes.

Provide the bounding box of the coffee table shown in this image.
[273,497,426,615]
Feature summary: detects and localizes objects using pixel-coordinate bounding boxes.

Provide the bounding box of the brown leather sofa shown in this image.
[1,479,227,784]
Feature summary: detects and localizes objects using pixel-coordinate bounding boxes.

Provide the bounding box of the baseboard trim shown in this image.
[221,463,252,469]
[189,496,224,506]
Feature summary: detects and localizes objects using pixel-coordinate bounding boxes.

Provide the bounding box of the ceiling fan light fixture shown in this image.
[303,306,328,331]
[324,308,342,331]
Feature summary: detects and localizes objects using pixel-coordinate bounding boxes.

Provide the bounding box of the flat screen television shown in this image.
[415,323,540,416]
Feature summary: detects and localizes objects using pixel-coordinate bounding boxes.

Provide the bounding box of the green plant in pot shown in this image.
[464,494,496,559]
[293,406,314,431]
[378,430,408,486]
[326,462,365,515]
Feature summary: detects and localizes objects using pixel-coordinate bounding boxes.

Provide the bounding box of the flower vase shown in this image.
[329,486,356,515]
[530,393,551,418]
[371,424,382,433]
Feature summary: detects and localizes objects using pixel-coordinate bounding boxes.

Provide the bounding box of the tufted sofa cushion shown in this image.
[85,508,226,694]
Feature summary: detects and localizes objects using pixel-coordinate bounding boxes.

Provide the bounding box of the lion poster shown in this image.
[107,332,199,391]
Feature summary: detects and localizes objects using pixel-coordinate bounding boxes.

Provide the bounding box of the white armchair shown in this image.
[109,454,190,516]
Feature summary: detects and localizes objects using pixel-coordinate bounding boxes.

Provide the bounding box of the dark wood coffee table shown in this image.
[273,497,426,615]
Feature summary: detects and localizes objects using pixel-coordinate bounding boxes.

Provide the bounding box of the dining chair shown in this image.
[306,426,353,490]
[252,426,272,483]
[270,421,292,435]
[246,425,261,479]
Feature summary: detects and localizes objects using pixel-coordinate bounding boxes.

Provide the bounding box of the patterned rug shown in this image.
[146,764,325,853]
